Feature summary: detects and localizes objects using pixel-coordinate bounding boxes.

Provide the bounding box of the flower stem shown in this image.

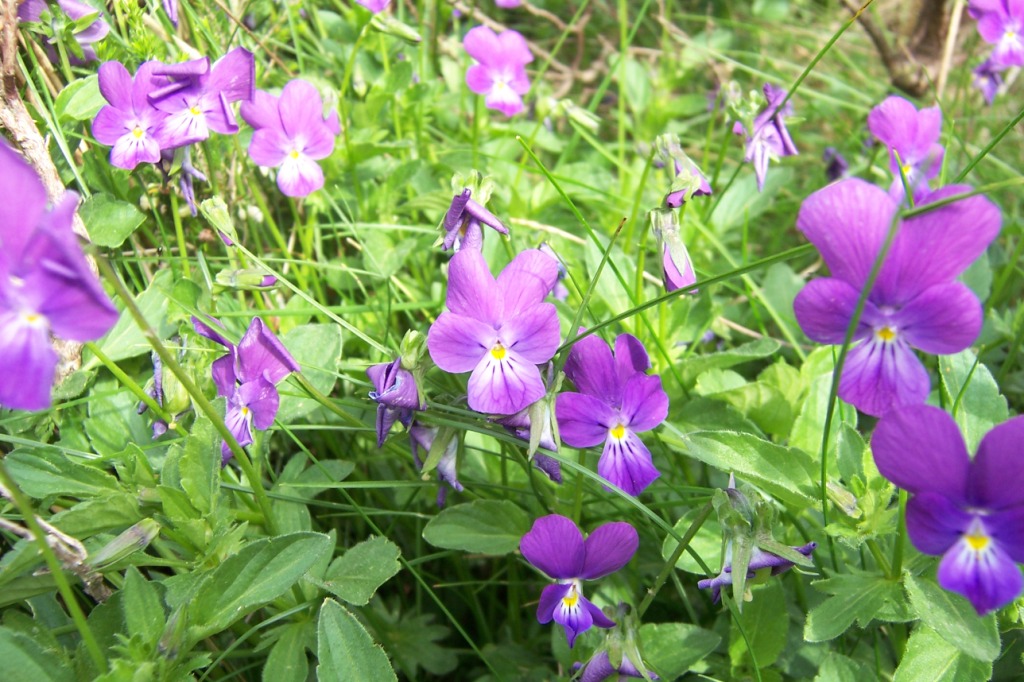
[84,341,175,427]
[637,500,713,617]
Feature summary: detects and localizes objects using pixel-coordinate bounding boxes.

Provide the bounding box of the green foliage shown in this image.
[316,599,397,682]
[422,500,531,555]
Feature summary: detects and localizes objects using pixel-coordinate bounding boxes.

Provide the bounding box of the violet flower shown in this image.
[426,248,559,415]
[240,79,340,198]
[441,188,509,251]
[663,155,712,208]
[162,0,178,27]
[356,0,390,11]
[822,147,848,182]
[463,26,533,117]
[367,357,425,447]
[973,59,1004,105]
[520,515,638,648]
[872,405,1024,614]
[18,0,109,64]
[538,243,569,301]
[970,0,1024,68]
[148,47,255,149]
[866,96,944,202]
[698,541,817,603]
[574,651,659,682]
[0,143,118,411]
[732,83,798,192]
[555,333,668,496]
[93,61,167,170]
[793,179,1001,416]
[409,422,463,507]
[496,0,521,8]
[192,315,299,461]
[492,391,563,483]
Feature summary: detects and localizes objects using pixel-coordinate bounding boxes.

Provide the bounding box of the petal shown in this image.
[375,404,398,448]
[206,47,255,104]
[871,405,970,500]
[614,333,650,379]
[192,315,232,348]
[224,394,254,449]
[938,537,1023,615]
[236,317,299,385]
[969,415,1024,510]
[580,521,638,579]
[211,354,237,397]
[564,333,621,405]
[466,349,545,415]
[442,189,472,235]
[580,652,616,682]
[598,431,660,496]
[279,80,327,144]
[98,61,133,109]
[987,507,1024,563]
[91,106,129,146]
[463,26,501,63]
[248,127,290,168]
[497,249,559,317]
[905,491,971,555]
[496,29,534,65]
[556,392,616,448]
[277,155,324,197]
[0,311,57,411]
[427,312,494,373]
[484,87,525,117]
[582,595,615,629]
[894,282,982,354]
[239,375,280,431]
[109,132,161,170]
[536,583,571,624]
[867,96,924,159]
[619,373,668,433]
[446,249,501,325]
[240,89,282,131]
[553,594,595,649]
[203,92,240,135]
[465,64,495,96]
[500,303,560,365]
[520,514,585,579]
[794,278,871,345]
[838,337,929,417]
[0,143,48,263]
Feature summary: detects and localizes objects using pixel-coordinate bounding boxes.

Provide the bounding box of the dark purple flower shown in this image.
[698,541,817,603]
[732,83,798,192]
[574,650,659,682]
[441,188,509,252]
[520,515,638,648]
[867,96,944,202]
[158,146,208,217]
[137,351,168,437]
[492,393,563,483]
[873,405,1024,614]
[367,357,425,447]
[409,422,463,507]
[464,26,533,117]
[973,59,1004,104]
[93,61,167,170]
[240,79,339,198]
[555,333,668,496]
[0,143,118,411]
[970,0,1024,68]
[427,248,559,415]
[793,179,1001,416]
[18,0,109,63]
[822,147,848,182]
[192,315,299,461]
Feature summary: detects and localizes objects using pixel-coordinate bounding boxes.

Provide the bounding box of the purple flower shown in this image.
[367,357,425,447]
[162,0,178,26]
[240,79,340,198]
[93,61,167,170]
[574,651,659,682]
[463,26,533,117]
[538,242,569,301]
[867,96,944,202]
[409,422,463,507]
[192,315,299,461]
[663,155,712,208]
[793,179,1001,416]
[160,147,207,217]
[973,59,1004,104]
[495,0,521,8]
[148,47,255,149]
[970,0,1024,68]
[441,188,509,251]
[18,0,109,63]
[0,143,118,411]
[356,0,390,11]
[822,147,848,182]
[873,405,1024,614]
[732,83,798,192]
[492,391,563,483]
[520,515,638,648]
[555,333,668,496]
[698,541,817,603]
[427,248,559,415]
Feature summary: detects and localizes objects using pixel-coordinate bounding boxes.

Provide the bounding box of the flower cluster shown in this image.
[463,26,533,117]
[733,83,798,191]
[18,0,109,64]
[969,1,1024,102]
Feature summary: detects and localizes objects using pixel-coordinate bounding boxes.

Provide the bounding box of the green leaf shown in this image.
[316,599,397,682]
[904,573,1000,662]
[178,416,220,515]
[79,193,146,248]
[122,566,165,645]
[813,652,873,682]
[84,379,155,456]
[695,373,794,437]
[661,508,723,575]
[639,622,720,678]
[939,350,1008,453]
[95,269,176,362]
[729,581,787,669]
[805,572,903,641]
[5,448,119,499]
[190,532,333,639]
[54,74,103,121]
[712,168,792,232]
[278,325,342,422]
[421,500,531,555]
[0,627,73,682]
[319,536,402,606]
[677,338,781,386]
[893,625,991,682]
[263,623,310,682]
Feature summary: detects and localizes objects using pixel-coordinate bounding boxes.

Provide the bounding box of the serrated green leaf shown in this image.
[639,622,720,678]
[893,625,991,682]
[939,350,1008,453]
[904,573,1000,662]
[320,536,401,606]
[178,416,220,515]
[422,500,531,555]
[54,74,103,121]
[805,572,901,642]
[813,652,873,682]
[661,508,723,575]
[5,449,119,499]
[94,269,176,363]
[316,599,397,682]
[48,493,141,537]
[79,193,146,248]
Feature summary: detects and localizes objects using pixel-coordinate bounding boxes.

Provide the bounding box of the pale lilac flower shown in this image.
[409,422,463,507]
[698,541,817,603]
[93,61,167,170]
[867,96,944,202]
[973,59,1004,104]
[159,147,207,216]
[555,333,668,496]
[240,79,340,198]
[574,651,659,682]
[793,179,1001,416]
[162,0,178,26]
[463,26,533,117]
[873,405,1024,614]
[441,188,509,251]
[496,0,521,7]
[367,357,424,447]
[732,83,798,191]
[970,0,1024,68]
[427,248,559,415]
[356,0,390,11]
[18,0,109,63]
[538,242,569,301]
[651,209,696,294]
[0,143,118,411]
[520,515,638,648]
[657,137,712,208]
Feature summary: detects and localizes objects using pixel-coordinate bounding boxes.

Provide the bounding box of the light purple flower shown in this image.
[409,422,463,507]
[495,0,521,8]
[732,83,798,192]
[537,243,569,301]
[356,0,390,11]
[574,650,659,682]
[970,0,1024,68]
[698,541,817,603]
[492,390,563,483]
[162,0,178,26]
[93,61,167,170]
[873,405,1024,614]
[0,143,118,411]
[240,79,340,198]
[441,188,509,251]
[662,240,696,293]
[367,357,425,447]
[192,315,299,461]
[867,96,944,202]
[427,248,559,415]
[555,333,668,496]
[520,515,638,648]
[793,179,1001,416]
[664,156,712,208]
[18,0,109,63]
[973,59,1004,104]
[463,26,533,117]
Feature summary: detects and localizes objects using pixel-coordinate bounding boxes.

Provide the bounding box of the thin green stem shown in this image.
[637,501,713,617]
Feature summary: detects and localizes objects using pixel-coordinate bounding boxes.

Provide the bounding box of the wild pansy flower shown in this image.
[93,61,167,170]
[793,179,1001,416]
[732,83,798,192]
[409,422,463,507]
[872,405,1024,614]
[18,0,109,63]
[538,243,569,301]
[441,188,509,251]
[496,0,521,8]
[973,59,1004,104]
[866,96,944,202]
[355,0,390,11]
[426,248,559,415]
[463,26,533,117]
[0,144,118,411]
[698,540,817,603]
[192,315,299,462]
[650,209,696,294]
[520,515,638,648]
[367,357,425,447]
[655,134,711,208]
[573,650,658,682]
[969,0,1024,68]
[555,333,668,496]
[240,79,340,198]
[160,147,207,216]
[822,147,848,182]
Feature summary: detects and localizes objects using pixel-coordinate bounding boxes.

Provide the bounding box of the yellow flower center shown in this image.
[561,582,580,608]
[132,127,144,139]
[490,343,507,360]
[241,406,250,417]
[289,150,300,159]
[189,106,202,116]
[965,532,989,552]
[1006,30,1017,40]
[875,325,897,343]
[22,312,41,324]
[609,423,626,440]
[900,163,911,177]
